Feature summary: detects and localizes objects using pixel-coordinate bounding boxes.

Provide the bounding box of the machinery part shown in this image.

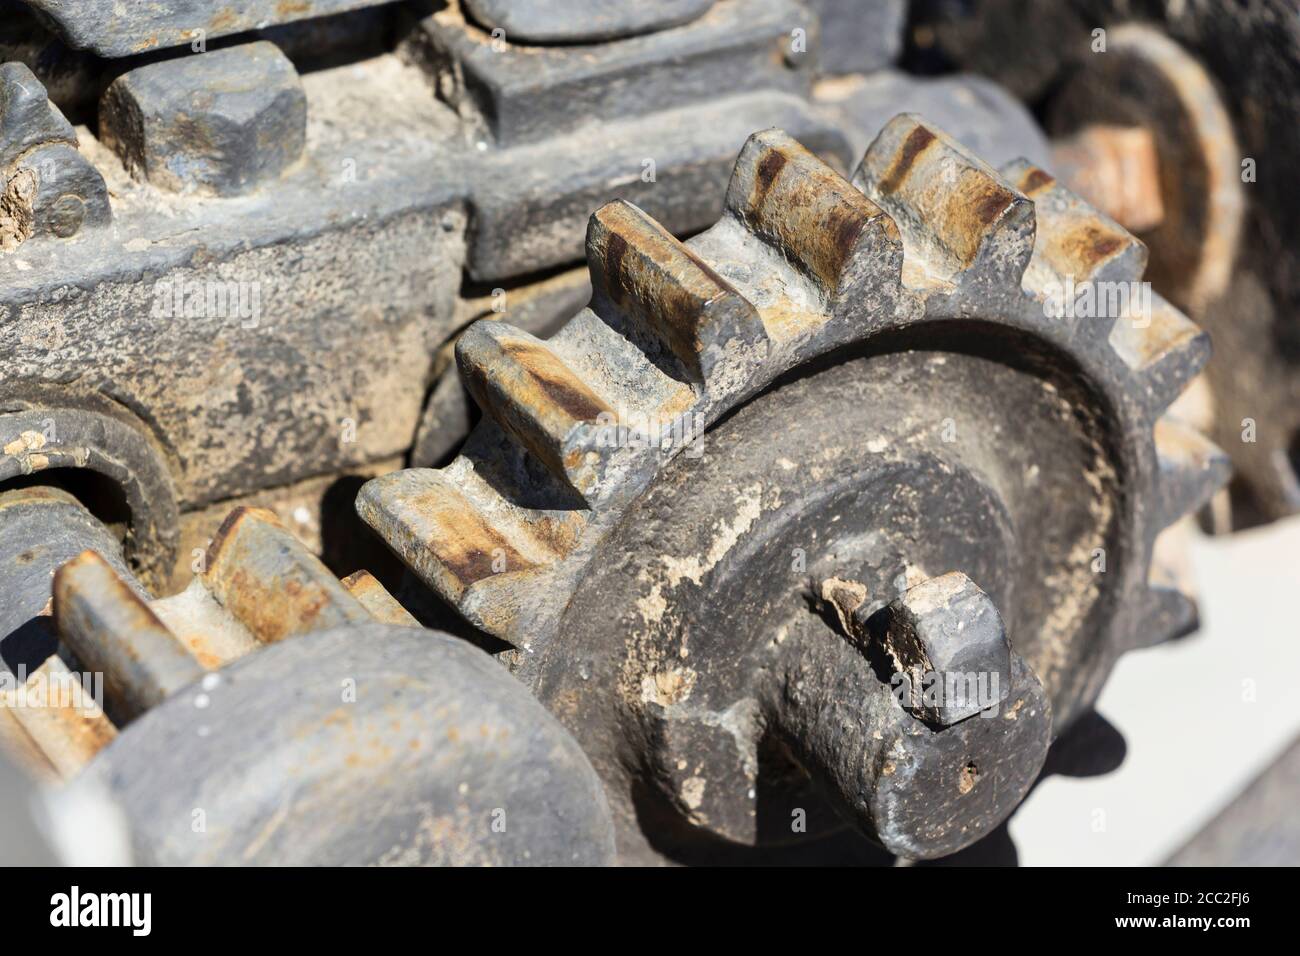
[463,0,715,44]
[0,398,181,589]
[99,42,308,197]
[1046,25,1243,329]
[816,69,1051,171]
[3,4,845,548]
[72,622,616,866]
[913,0,1300,527]
[0,486,138,662]
[1,61,109,248]
[803,0,907,76]
[19,0,388,58]
[0,496,617,864]
[412,265,595,468]
[359,115,1226,861]
[1049,124,1165,234]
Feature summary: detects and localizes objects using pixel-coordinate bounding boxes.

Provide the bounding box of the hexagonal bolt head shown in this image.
[867,571,1012,726]
[99,41,306,198]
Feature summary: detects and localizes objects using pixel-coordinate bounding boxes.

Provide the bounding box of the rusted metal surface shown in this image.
[19,0,387,57]
[53,550,205,718]
[1050,124,1165,233]
[202,506,372,644]
[360,115,1225,862]
[340,570,419,627]
[916,1,1300,528]
[0,654,116,779]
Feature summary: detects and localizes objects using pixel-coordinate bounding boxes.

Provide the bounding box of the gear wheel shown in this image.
[358,114,1227,862]
[0,493,614,865]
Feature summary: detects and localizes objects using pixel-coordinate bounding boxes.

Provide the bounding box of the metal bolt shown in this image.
[98,41,307,197]
[868,570,1013,726]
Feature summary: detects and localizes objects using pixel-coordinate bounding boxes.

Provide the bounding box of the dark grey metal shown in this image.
[100,42,307,197]
[0,486,138,674]
[360,116,1226,862]
[0,401,181,589]
[75,622,618,865]
[463,0,714,44]
[868,572,1013,726]
[0,60,75,161]
[803,0,906,75]
[20,0,388,58]
[409,0,814,148]
[1,63,109,246]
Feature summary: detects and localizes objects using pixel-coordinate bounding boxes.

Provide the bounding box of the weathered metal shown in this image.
[463,0,715,44]
[20,0,389,57]
[100,42,308,197]
[1,496,618,864]
[916,0,1300,527]
[73,622,617,865]
[359,115,1226,861]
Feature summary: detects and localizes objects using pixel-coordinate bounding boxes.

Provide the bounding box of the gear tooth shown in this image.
[202,506,373,643]
[724,127,902,298]
[0,654,117,780]
[456,320,616,501]
[1153,415,1231,531]
[52,550,204,718]
[587,200,768,385]
[1131,586,1199,648]
[1109,293,1212,413]
[1001,158,1148,287]
[356,468,560,623]
[340,571,421,627]
[854,113,1034,290]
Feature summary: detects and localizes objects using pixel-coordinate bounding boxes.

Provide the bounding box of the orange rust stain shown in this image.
[878,124,937,194]
[1057,223,1127,269]
[499,338,610,423]
[1019,167,1056,195]
[752,147,789,208]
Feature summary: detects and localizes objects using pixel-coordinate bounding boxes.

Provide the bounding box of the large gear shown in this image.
[0,490,615,865]
[358,114,1227,862]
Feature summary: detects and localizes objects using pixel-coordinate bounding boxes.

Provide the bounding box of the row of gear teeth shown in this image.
[358,112,1229,697]
[0,505,415,782]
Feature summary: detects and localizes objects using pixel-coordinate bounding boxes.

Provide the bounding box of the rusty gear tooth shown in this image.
[201,505,372,644]
[356,465,564,634]
[0,655,116,780]
[340,571,421,628]
[53,551,205,720]
[455,320,620,502]
[587,199,768,387]
[1109,293,1213,415]
[853,113,1034,290]
[1153,416,1232,532]
[357,115,1230,861]
[725,127,903,301]
[1000,157,1148,289]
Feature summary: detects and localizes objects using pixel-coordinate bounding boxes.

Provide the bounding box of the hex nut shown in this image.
[873,571,1013,725]
[99,41,307,197]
